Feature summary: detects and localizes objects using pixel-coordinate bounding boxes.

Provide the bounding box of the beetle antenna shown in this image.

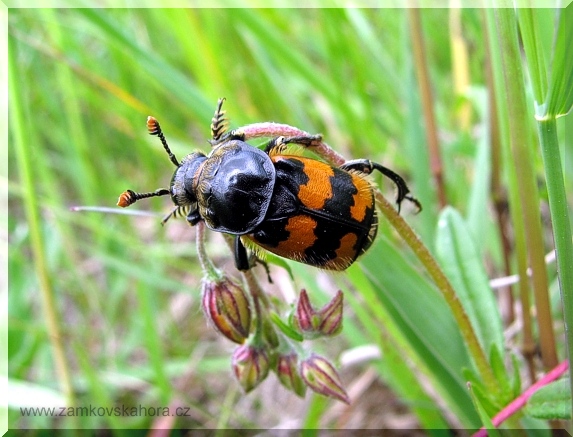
[117,188,170,208]
[210,97,229,142]
[147,116,179,167]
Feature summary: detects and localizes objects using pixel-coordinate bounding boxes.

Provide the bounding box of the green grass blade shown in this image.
[521,4,573,419]
[535,117,573,419]
[545,5,573,117]
[465,91,492,252]
[9,33,77,425]
[494,6,558,371]
[517,8,548,104]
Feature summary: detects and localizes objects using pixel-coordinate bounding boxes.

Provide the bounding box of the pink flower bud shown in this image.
[201,277,251,344]
[300,354,349,404]
[316,290,343,336]
[293,289,343,338]
[293,289,316,332]
[276,353,306,397]
[232,344,270,392]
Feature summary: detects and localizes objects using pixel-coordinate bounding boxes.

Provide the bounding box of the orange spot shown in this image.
[324,233,358,270]
[274,216,318,256]
[349,173,374,223]
[298,161,334,210]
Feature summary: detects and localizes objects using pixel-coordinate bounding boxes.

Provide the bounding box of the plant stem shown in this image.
[536,117,573,419]
[407,8,447,208]
[195,221,221,281]
[375,192,498,395]
[483,8,515,326]
[495,6,558,370]
[484,7,538,383]
[220,233,271,343]
[230,117,499,391]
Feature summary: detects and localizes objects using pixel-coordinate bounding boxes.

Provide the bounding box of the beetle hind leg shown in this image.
[341,159,422,213]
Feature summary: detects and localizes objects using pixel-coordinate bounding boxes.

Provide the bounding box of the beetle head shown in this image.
[170,152,207,207]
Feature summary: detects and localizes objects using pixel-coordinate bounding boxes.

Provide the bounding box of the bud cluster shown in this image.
[198,261,349,403]
[293,289,343,339]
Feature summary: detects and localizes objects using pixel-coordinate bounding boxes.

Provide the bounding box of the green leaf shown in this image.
[462,367,498,416]
[468,381,502,437]
[510,353,522,399]
[269,311,303,342]
[525,378,572,420]
[435,207,504,354]
[490,345,511,395]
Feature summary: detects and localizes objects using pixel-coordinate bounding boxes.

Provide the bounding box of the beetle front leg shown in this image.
[209,98,249,146]
[234,236,250,271]
[209,128,248,147]
[210,98,229,142]
[186,208,202,226]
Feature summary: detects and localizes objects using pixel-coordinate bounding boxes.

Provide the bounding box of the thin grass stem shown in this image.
[9,36,77,422]
[494,6,558,371]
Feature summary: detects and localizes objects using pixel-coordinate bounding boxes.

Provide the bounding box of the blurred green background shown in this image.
[8,6,572,433]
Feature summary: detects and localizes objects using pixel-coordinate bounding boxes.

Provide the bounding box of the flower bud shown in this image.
[300,354,349,404]
[201,277,251,344]
[293,289,343,338]
[232,344,270,392]
[276,353,306,397]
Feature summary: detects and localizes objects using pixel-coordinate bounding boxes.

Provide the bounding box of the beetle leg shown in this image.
[280,134,323,146]
[209,128,247,147]
[209,98,248,146]
[234,237,250,271]
[159,205,190,225]
[186,207,202,226]
[264,134,323,154]
[341,159,422,213]
[210,98,230,142]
